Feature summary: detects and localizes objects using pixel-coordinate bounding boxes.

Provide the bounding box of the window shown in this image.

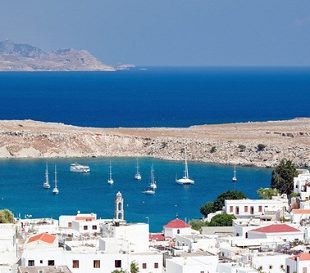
[303,267,308,273]
[230,206,233,213]
[92,225,97,230]
[235,206,239,215]
[28,260,35,266]
[269,265,273,269]
[40,260,43,264]
[244,206,248,213]
[72,260,79,268]
[250,206,254,214]
[93,260,100,268]
[115,260,122,268]
[48,260,55,266]
[142,263,147,269]
[200,271,205,273]
[177,229,180,234]
[68,222,72,228]
[154,263,158,269]
[118,202,122,210]
[83,225,88,230]
[258,206,263,212]
[286,265,290,273]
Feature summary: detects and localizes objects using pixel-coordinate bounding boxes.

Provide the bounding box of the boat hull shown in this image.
[176,177,194,185]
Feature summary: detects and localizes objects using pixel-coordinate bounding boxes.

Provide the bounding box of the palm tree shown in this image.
[130,261,139,273]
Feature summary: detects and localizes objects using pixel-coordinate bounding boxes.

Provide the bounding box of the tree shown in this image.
[190,219,208,231]
[208,213,236,226]
[0,209,15,223]
[271,158,298,195]
[111,270,126,273]
[130,262,139,273]
[200,191,246,217]
[257,144,266,152]
[213,191,247,211]
[200,202,216,217]
[257,188,279,199]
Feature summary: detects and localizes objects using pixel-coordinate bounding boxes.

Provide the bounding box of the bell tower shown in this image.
[114,191,124,221]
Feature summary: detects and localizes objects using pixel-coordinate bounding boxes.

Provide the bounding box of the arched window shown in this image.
[118,202,122,211]
[118,213,122,220]
[177,229,180,234]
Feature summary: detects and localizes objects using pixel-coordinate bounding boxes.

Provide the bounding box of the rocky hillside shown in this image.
[0,119,309,168]
[0,40,114,71]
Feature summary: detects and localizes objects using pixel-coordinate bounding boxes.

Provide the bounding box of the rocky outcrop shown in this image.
[0,40,114,71]
[0,119,309,168]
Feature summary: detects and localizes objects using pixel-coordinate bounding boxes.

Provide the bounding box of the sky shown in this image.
[0,0,310,66]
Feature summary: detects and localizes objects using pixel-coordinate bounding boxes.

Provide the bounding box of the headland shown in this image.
[0,118,309,167]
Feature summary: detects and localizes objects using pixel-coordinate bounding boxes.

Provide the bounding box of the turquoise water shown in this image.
[0,158,271,232]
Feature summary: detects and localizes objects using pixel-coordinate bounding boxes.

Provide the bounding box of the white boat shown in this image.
[176,150,194,185]
[43,163,50,189]
[143,188,155,195]
[134,159,142,181]
[232,166,238,182]
[70,163,90,173]
[107,161,114,185]
[149,165,157,190]
[52,165,59,195]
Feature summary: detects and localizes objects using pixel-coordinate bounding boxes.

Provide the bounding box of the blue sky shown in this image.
[1,0,310,66]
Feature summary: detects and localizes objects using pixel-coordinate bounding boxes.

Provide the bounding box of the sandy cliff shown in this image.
[0,119,309,167]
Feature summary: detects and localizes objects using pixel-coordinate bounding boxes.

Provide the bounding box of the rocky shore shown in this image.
[0,119,309,168]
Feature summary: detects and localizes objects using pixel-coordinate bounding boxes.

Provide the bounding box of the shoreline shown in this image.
[0,118,309,168]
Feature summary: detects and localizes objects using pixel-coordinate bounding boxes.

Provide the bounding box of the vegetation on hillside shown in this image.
[271,158,298,195]
[0,209,15,223]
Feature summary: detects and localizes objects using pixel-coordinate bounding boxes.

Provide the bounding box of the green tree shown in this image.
[271,159,298,195]
[111,270,126,273]
[0,209,15,223]
[130,262,139,273]
[257,188,279,199]
[213,191,247,211]
[200,202,216,217]
[208,213,236,226]
[200,191,246,217]
[190,219,209,231]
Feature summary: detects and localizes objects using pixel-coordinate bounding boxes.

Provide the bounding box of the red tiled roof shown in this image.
[292,209,310,215]
[149,233,165,241]
[252,224,300,233]
[164,218,190,229]
[290,253,310,261]
[27,233,56,244]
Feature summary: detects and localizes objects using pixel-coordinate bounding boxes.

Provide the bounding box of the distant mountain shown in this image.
[0,40,115,71]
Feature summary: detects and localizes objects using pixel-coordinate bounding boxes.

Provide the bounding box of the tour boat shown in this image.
[70,163,90,173]
[176,150,194,185]
[43,163,51,189]
[107,161,114,185]
[232,166,238,182]
[52,165,59,195]
[134,159,142,181]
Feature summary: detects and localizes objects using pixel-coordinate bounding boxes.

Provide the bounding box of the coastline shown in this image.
[0,118,309,168]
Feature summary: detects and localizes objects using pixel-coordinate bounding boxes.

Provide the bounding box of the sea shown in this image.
[0,67,309,231]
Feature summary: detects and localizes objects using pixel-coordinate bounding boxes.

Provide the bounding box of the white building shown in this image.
[175,234,218,254]
[291,209,310,224]
[224,197,288,218]
[286,252,310,273]
[247,223,304,242]
[163,218,192,239]
[0,223,17,270]
[59,213,97,229]
[165,255,218,273]
[294,169,310,201]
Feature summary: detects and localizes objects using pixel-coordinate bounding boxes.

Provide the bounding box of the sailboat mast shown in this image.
[45,163,49,183]
[109,161,112,180]
[184,150,189,179]
[54,165,57,188]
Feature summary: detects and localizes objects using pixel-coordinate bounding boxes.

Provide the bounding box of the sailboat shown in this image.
[52,165,59,194]
[143,165,156,195]
[149,165,157,190]
[232,166,238,182]
[43,163,50,189]
[107,161,114,185]
[134,158,142,181]
[176,150,194,185]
